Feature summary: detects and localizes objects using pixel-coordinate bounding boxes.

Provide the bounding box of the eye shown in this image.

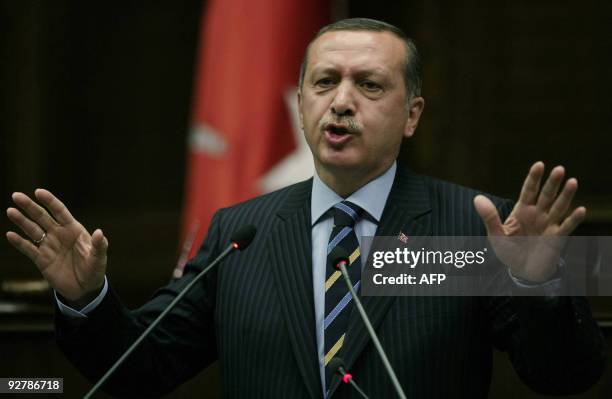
[314,77,335,88]
[361,80,382,92]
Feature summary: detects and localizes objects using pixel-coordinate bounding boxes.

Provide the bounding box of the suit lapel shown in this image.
[328,165,432,396]
[267,179,322,399]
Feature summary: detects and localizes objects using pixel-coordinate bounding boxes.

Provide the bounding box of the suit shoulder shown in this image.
[421,173,511,209]
[395,164,514,224]
[215,178,312,225]
[413,173,514,234]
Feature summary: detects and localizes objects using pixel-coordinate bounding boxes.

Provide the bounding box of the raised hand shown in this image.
[6,189,108,307]
[473,162,586,283]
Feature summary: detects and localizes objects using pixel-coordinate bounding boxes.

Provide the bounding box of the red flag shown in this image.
[177,0,330,276]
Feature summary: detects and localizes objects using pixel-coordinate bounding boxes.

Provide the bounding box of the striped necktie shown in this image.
[324,200,363,388]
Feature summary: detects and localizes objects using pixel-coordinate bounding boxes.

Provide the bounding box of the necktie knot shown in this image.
[333,201,363,227]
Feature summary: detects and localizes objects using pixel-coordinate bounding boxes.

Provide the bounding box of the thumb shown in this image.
[91,228,108,259]
[473,195,504,236]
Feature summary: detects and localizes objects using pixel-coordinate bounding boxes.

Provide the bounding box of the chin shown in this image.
[322,160,372,180]
[318,146,362,164]
[319,153,362,171]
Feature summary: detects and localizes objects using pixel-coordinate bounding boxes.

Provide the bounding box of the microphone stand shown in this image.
[337,261,408,399]
[84,240,242,399]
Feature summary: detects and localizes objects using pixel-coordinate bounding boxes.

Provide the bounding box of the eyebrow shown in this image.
[308,66,339,77]
[309,66,389,80]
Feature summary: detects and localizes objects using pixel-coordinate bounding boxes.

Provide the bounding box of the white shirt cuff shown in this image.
[54,276,108,318]
[507,268,563,297]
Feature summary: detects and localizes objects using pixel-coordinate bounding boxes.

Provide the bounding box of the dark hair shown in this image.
[298,18,422,98]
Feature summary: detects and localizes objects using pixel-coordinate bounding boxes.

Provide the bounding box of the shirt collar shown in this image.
[311,161,397,226]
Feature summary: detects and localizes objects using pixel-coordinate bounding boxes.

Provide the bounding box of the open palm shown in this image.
[6,189,107,305]
[474,162,585,282]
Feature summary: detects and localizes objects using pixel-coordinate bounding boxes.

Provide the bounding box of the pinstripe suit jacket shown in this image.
[56,163,605,398]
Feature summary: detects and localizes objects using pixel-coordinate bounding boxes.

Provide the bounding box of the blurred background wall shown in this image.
[1,0,610,397]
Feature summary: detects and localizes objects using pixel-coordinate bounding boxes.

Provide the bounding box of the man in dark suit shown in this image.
[6,18,605,398]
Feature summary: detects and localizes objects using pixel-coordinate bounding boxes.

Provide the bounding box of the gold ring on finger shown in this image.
[33,232,47,245]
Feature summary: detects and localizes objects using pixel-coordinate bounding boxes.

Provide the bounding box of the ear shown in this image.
[297,89,304,130]
[403,96,425,138]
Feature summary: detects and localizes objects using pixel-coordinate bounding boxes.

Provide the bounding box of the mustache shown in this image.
[319,115,363,134]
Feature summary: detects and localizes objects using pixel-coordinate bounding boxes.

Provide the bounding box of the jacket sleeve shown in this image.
[485,199,606,395]
[55,210,225,398]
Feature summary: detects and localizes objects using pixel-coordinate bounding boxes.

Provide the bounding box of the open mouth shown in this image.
[328,124,349,135]
[325,123,351,136]
[324,123,353,146]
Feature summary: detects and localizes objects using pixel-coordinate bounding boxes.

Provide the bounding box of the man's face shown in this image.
[298,30,423,181]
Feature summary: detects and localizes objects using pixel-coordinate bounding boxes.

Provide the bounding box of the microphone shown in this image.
[84,225,257,399]
[230,224,257,249]
[328,357,370,399]
[330,246,407,399]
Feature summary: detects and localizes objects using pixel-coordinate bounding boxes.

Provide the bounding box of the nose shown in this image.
[330,81,355,117]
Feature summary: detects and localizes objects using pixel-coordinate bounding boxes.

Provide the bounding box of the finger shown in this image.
[6,231,40,262]
[474,195,505,236]
[11,192,58,231]
[91,229,108,260]
[34,189,76,226]
[518,162,545,205]
[6,207,46,241]
[548,178,578,223]
[536,165,565,211]
[558,206,586,235]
